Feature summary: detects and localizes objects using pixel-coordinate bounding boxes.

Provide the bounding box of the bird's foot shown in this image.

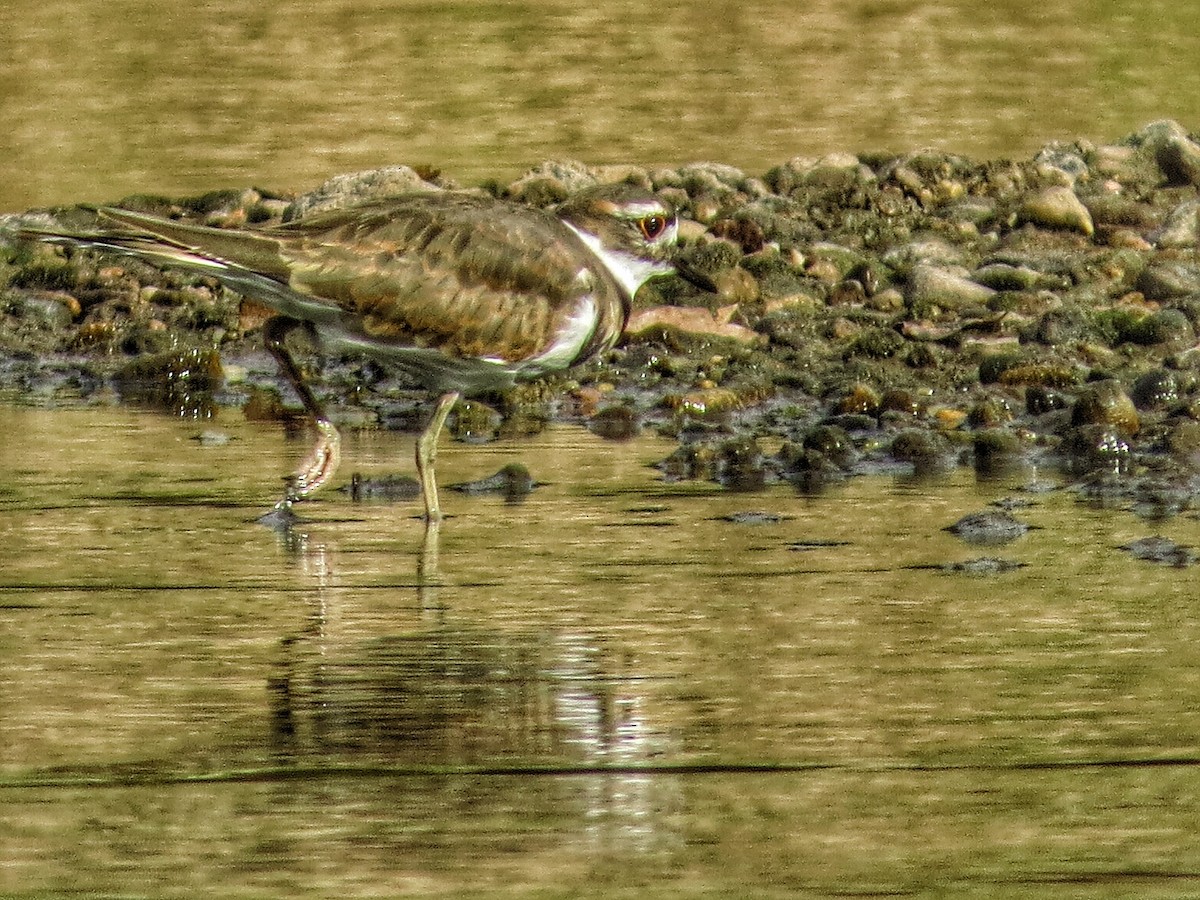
[287,419,342,500]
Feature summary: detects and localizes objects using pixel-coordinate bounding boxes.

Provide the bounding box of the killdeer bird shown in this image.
[24,184,679,521]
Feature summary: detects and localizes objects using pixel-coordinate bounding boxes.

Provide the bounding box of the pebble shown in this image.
[284,165,441,219]
[1120,536,1198,567]
[1151,200,1200,248]
[1018,186,1095,236]
[1070,381,1140,436]
[944,510,1030,545]
[449,463,537,501]
[1156,135,1200,186]
[343,473,421,501]
[1136,261,1200,300]
[719,511,785,525]
[906,263,996,310]
[1129,369,1180,410]
[941,557,1027,575]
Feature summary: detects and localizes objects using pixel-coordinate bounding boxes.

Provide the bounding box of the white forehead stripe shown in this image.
[612,201,671,218]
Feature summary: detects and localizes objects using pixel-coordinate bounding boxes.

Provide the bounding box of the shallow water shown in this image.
[4,403,1200,897]
[4,0,1200,211]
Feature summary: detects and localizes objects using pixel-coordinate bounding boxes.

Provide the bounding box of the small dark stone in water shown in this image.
[344,472,420,502]
[891,429,954,475]
[257,501,301,531]
[450,463,536,501]
[1070,380,1139,436]
[716,438,766,491]
[990,495,1036,510]
[587,405,641,441]
[1120,535,1197,567]
[973,430,1028,477]
[719,510,785,524]
[945,510,1030,544]
[942,557,1027,575]
[1060,424,1133,475]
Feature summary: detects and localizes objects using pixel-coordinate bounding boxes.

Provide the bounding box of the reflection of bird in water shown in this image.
[23,184,680,521]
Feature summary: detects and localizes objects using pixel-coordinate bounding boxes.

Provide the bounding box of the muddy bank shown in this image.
[2,121,1199,516]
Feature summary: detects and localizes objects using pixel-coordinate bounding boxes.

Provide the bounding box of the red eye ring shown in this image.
[639,215,668,240]
[640,215,667,240]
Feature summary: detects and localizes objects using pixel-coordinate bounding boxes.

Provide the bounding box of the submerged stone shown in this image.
[344,473,421,502]
[449,463,537,501]
[1120,536,1197,567]
[944,510,1030,545]
[942,557,1027,575]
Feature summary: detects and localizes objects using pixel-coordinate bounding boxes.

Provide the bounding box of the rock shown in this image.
[1166,421,1200,459]
[906,263,996,311]
[284,165,441,219]
[1130,369,1180,410]
[256,501,302,531]
[942,557,1026,575]
[835,383,881,416]
[944,510,1030,544]
[508,160,596,197]
[1152,200,1200,249]
[1060,425,1133,475]
[449,463,537,501]
[587,405,640,441]
[1018,186,1095,237]
[1156,136,1200,186]
[1071,380,1140,436]
[625,305,762,345]
[719,511,785,524]
[1034,146,1090,185]
[1120,536,1198,567]
[891,429,954,474]
[1131,308,1193,346]
[450,400,503,443]
[972,263,1043,291]
[343,473,421,501]
[112,348,222,417]
[1137,261,1200,300]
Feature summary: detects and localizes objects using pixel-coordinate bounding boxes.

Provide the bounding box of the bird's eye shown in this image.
[639,215,668,240]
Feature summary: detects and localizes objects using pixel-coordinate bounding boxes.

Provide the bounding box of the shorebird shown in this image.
[25,184,680,521]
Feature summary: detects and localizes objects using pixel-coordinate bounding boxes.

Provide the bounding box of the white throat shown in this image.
[564,221,675,298]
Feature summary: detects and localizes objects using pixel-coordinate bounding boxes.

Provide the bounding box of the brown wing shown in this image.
[270,195,609,362]
[98,194,624,365]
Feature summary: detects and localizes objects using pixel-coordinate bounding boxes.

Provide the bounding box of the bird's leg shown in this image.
[264,316,342,504]
[416,391,460,522]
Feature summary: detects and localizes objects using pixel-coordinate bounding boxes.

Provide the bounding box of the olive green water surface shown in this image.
[4,0,1200,211]
[4,405,1200,897]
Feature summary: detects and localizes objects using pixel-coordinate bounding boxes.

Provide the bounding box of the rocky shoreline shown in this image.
[2,120,1200,519]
